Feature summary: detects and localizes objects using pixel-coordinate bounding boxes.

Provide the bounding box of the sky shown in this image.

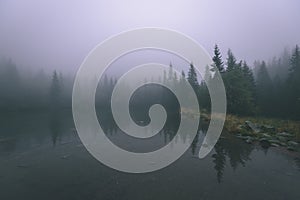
[0,0,300,74]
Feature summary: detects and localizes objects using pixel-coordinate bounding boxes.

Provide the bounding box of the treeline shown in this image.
[131,44,300,120]
[0,44,299,119]
[0,58,73,111]
[201,45,300,119]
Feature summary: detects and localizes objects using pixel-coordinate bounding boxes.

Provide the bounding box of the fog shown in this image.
[0,0,299,73]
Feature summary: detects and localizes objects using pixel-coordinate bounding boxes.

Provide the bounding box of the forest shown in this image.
[0,44,299,120]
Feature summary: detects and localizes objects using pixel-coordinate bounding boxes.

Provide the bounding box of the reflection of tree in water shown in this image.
[99,113,118,136]
[49,112,62,146]
[191,132,199,155]
[0,137,17,153]
[190,123,209,155]
[211,134,254,183]
[212,141,227,183]
[294,158,300,171]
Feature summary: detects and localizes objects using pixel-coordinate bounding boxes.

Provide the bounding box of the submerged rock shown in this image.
[245,138,253,144]
[287,141,298,146]
[287,146,296,151]
[61,155,71,159]
[236,134,249,140]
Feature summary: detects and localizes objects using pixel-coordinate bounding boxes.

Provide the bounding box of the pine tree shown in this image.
[242,61,256,96]
[241,61,256,114]
[180,70,186,83]
[187,63,200,108]
[287,45,300,119]
[212,44,225,73]
[198,65,212,110]
[226,49,237,72]
[256,61,273,116]
[289,45,300,73]
[223,50,256,115]
[168,62,174,83]
[163,70,167,84]
[50,70,61,107]
[187,63,199,91]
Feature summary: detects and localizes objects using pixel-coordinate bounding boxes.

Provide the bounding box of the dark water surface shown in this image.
[0,111,299,200]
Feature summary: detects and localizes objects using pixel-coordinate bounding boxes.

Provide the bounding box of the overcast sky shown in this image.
[0,0,299,73]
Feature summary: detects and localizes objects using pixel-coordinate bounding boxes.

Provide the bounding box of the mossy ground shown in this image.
[223,114,300,142]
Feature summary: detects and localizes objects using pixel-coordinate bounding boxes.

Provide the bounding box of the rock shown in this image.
[271,143,280,147]
[61,155,70,159]
[245,138,253,144]
[236,134,249,140]
[261,125,275,132]
[287,141,298,146]
[245,121,261,133]
[267,139,280,144]
[276,132,293,137]
[259,138,270,148]
[277,136,287,142]
[245,139,253,144]
[262,133,272,138]
[287,146,296,151]
[240,129,252,136]
[259,138,268,142]
[279,142,287,147]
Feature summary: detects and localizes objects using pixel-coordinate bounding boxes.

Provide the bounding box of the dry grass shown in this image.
[182,108,300,142]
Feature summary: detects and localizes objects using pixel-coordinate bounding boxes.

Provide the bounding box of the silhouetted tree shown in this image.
[226,49,237,72]
[287,45,300,119]
[256,61,273,116]
[187,63,200,94]
[223,50,255,115]
[49,70,61,108]
[212,44,225,73]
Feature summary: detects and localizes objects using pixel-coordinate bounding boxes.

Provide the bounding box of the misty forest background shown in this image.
[0,45,299,120]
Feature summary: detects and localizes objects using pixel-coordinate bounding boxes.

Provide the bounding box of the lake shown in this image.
[0,111,299,200]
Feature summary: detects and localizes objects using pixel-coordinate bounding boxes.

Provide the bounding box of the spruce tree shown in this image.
[50,70,61,108]
[226,49,237,72]
[287,45,300,119]
[256,61,273,116]
[187,63,199,91]
[212,44,225,73]
[187,63,200,108]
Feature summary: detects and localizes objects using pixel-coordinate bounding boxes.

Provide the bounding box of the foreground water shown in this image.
[0,111,299,200]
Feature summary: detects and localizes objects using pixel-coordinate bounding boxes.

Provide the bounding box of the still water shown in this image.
[0,111,299,200]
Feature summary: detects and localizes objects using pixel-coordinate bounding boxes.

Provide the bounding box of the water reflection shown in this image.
[212,135,254,182]
[96,110,299,181]
[0,137,17,154]
[0,112,299,192]
[49,112,63,146]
